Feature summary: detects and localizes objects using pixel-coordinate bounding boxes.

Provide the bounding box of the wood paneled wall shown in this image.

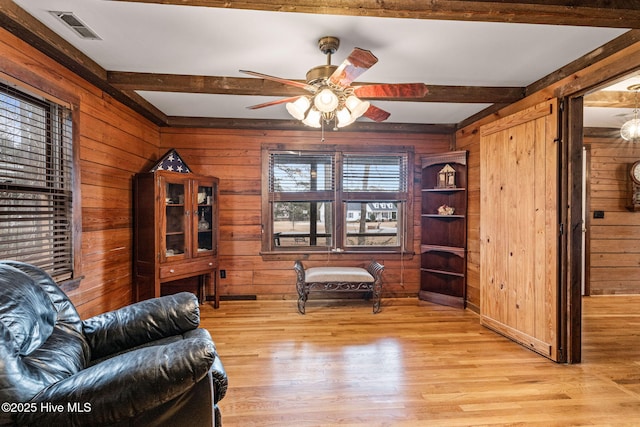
[159,128,452,299]
[0,28,160,318]
[585,132,640,294]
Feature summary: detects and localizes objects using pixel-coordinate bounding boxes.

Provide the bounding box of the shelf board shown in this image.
[422,187,466,192]
[418,290,465,309]
[421,267,465,277]
[421,244,465,256]
[422,214,465,219]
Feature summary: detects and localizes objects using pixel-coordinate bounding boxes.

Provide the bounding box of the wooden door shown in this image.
[480,99,561,361]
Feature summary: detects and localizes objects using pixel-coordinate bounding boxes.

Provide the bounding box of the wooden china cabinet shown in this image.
[133,170,220,307]
[419,151,468,309]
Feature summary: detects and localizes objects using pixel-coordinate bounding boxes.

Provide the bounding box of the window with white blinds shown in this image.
[0,82,75,281]
[269,152,334,194]
[264,147,412,253]
[341,153,409,248]
[343,154,408,193]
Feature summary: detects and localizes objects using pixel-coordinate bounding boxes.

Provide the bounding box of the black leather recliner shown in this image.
[0,260,227,427]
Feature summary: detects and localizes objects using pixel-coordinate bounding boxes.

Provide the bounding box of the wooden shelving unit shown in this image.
[419,151,468,308]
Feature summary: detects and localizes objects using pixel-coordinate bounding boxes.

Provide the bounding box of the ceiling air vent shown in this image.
[49,11,101,40]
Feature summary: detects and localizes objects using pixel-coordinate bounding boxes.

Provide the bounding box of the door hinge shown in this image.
[559,223,564,235]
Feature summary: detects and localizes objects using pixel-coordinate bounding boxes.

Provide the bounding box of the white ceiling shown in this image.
[12,0,636,127]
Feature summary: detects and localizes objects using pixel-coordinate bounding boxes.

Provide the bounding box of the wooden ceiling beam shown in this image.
[165,116,456,133]
[108,71,525,104]
[111,0,640,29]
[584,90,639,108]
[108,72,306,96]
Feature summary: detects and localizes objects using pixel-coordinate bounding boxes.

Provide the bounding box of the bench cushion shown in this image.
[305,267,374,283]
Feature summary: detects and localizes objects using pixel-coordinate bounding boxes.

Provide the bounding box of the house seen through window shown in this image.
[263,146,412,253]
[0,81,75,281]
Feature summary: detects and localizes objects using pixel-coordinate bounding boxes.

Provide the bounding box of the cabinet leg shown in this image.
[198,275,206,304]
[213,269,219,309]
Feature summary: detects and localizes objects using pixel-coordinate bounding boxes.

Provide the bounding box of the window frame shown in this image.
[261,143,414,258]
[0,75,81,285]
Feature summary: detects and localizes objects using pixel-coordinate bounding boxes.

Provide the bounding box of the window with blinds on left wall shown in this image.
[0,80,76,282]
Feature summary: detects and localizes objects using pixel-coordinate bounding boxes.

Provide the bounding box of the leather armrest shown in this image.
[17,337,215,426]
[210,354,228,403]
[82,292,200,359]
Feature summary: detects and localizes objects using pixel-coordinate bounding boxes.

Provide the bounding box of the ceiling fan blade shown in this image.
[246,96,302,110]
[329,48,378,87]
[354,83,428,99]
[240,70,315,92]
[363,104,391,122]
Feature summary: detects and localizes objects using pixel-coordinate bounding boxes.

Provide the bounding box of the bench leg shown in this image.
[296,280,307,314]
[372,281,382,314]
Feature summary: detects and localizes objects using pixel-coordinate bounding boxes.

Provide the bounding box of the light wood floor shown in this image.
[201,296,640,426]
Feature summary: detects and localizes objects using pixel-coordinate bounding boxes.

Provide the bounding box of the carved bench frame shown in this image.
[294,260,385,314]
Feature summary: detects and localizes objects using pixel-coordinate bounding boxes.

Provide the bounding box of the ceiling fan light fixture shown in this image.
[345,95,369,119]
[242,36,407,130]
[621,84,640,142]
[302,107,322,128]
[621,118,640,142]
[313,88,340,113]
[286,96,310,120]
[336,107,355,128]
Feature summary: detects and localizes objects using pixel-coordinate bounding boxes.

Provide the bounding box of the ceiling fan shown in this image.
[240,36,428,128]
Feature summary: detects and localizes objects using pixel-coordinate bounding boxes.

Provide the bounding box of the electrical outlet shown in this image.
[219,269,226,279]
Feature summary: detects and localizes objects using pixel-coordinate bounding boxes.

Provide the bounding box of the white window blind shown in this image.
[0,82,74,280]
[269,152,334,194]
[343,154,408,192]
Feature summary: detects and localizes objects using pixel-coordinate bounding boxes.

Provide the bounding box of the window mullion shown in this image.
[333,152,343,250]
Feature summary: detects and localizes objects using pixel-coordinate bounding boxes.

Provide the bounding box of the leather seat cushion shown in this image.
[0,265,55,355]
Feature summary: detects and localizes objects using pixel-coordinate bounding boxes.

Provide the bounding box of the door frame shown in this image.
[562,95,584,364]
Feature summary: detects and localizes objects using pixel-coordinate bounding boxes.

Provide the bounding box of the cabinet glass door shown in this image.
[164,181,187,259]
[195,182,216,256]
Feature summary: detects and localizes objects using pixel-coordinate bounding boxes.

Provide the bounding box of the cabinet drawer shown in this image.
[160,258,217,280]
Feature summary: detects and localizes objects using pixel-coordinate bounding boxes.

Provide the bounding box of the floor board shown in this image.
[201,296,640,426]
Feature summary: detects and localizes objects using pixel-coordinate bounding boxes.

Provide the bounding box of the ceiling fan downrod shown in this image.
[306,36,340,85]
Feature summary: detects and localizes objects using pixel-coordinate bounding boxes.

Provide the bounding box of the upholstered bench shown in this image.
[294,260,385,314]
